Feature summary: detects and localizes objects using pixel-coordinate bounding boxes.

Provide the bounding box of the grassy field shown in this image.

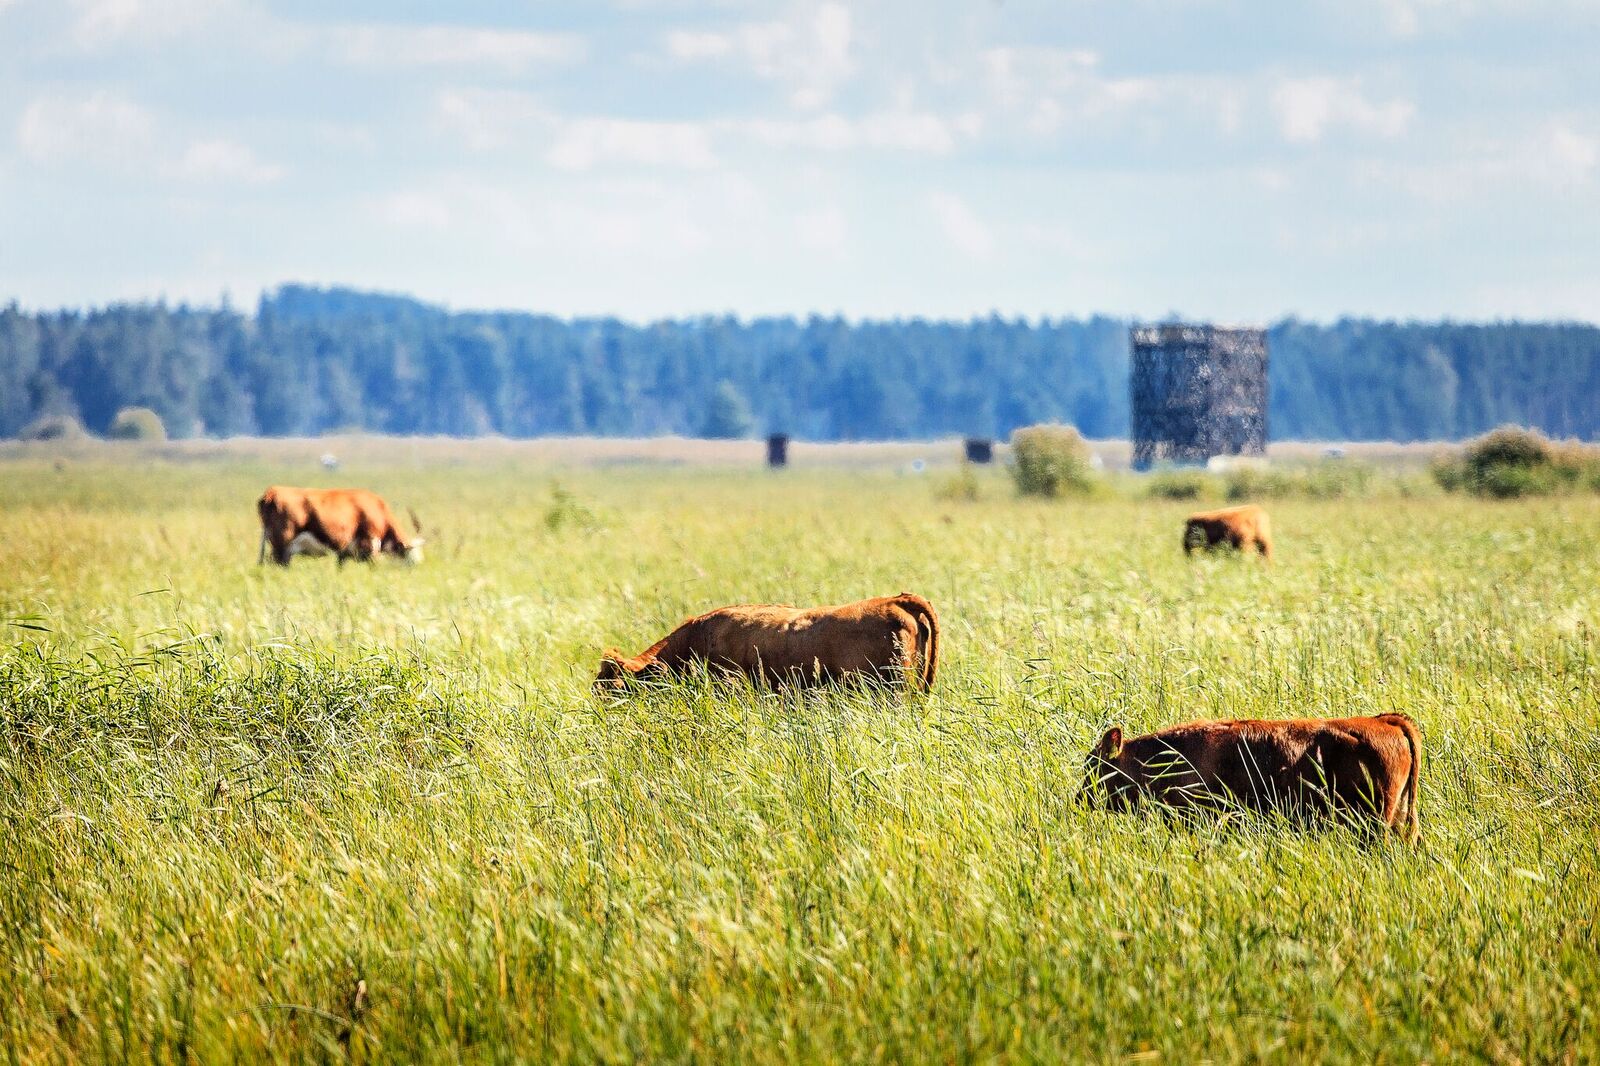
[1,445,1596,1063]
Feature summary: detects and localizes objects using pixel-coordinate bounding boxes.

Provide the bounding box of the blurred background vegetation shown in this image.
[4,284,1598,443]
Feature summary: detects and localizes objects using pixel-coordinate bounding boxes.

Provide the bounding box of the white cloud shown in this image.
[1358,121,1597,203]
[334,25,584,72]
[1536,122,1599,184]
[436,89,718,169]
[167,138,284,183]
[665,29,734,61]
[665,2,853,110]
[374,190,455,230]
[68,0,223,48]
[372,175,741,261]
[924,191,994,259]
[1271,76,1416,144]
[794,203,847,254]
[18,89,154,165]
[979,46,1240,140]
[740,109,981,154]
[546,118,718,171]
[435,88,544,151]
[18,89,282,184]
[1378,0,1424,37]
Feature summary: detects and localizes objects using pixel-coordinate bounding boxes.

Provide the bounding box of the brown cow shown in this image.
[1082,714,1421,840]
[257,486,424,566]
[1184,503,1272,561]
[596,593,940,693]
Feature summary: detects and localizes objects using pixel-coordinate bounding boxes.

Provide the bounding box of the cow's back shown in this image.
[698,600,913,680]
[1123,716,1410,817]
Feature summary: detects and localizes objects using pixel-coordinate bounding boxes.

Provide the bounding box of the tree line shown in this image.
[2,285,1596,442]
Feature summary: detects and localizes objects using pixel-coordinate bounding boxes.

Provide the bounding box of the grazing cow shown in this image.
[1082,714,1421,840]
[257,486,424,566]
[1184,504,1272,561]
[596,593,940,693]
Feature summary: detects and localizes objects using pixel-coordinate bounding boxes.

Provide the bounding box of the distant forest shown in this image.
[3,285,1597,442]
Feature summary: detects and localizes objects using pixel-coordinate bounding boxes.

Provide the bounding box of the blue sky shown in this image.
[2,0,1597,322]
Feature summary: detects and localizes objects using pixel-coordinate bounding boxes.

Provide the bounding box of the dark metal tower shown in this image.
[1130,324,1268,469]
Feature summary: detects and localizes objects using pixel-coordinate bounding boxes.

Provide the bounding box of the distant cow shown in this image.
[257,486,424,566]
[596,593,940,693]
[1184,504,1272,561]
[1083,714,1420,840]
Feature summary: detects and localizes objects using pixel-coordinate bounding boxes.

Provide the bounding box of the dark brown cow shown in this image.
[1184,503,1273,561]
[257,486,423,566]
[1083,714,1421,840]
[596,593,940,693]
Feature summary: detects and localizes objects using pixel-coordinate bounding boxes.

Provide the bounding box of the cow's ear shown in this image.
[1095,727,1123,760]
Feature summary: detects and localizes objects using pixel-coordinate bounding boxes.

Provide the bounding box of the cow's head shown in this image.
[594,649,631,693]
[1081,726,1137,810]
[382,532,424,564]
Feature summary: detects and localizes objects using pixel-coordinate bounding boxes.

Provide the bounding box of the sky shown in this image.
[1,0,1598,323]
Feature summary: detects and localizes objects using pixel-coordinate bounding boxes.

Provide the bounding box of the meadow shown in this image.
[1,442,1596,1063]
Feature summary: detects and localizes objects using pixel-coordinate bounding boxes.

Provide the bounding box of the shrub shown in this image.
[1008,424,1095,497]
[1144,470,1215,501]
[934,463,982,502]
[544,483,601,532]
[1466,425,1550,471]
[1223,465,1294,501]
[18,415,88,441]
[1432,425,1600,497]
[108,406,168,442]
[1471,463,1561,499]
[1292,460,1375,499]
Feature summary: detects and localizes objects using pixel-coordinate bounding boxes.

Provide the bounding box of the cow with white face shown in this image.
[257,486,424,567]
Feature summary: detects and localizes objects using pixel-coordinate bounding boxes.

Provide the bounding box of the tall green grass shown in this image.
[1,456,1596,1062]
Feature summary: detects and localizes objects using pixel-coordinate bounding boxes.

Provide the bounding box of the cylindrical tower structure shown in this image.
[1130,324,1268,470]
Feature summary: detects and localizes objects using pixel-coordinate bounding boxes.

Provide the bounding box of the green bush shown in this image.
[108,406,168,442]
[934,463,983,502]
[1466,425,1550,470]
[1433,425,1600,497]
[1222,465,1294,501]
[1008,424,1095,497]
[1214,461,1380,501]
[544,482,601,532]
[18,414,89,441]
[1144,470,1215,501]
[1472,463,1561,499]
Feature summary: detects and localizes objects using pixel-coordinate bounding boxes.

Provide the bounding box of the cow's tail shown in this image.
[896,593,940,692]
[256,490,276,565]
[1380,713,1422,842]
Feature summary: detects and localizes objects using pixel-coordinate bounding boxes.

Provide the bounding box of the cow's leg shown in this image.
[258,532,268,565]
